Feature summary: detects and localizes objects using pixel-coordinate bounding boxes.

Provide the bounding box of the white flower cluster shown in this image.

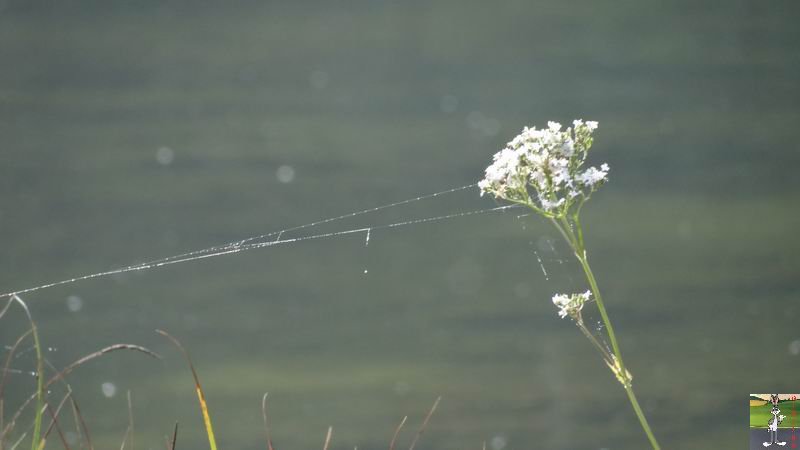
[552,290,592,319]
[479,120,608,216]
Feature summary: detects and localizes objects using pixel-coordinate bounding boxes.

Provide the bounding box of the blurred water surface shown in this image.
[1,1,799,449]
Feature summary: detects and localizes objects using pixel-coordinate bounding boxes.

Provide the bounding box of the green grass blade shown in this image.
[10,296,43,450]
[156,330,218,450]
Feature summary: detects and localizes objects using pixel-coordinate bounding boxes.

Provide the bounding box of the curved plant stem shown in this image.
[550,218,661,450]
[574,318,613,363]
[10,296,44,450]
[576,253,660,450]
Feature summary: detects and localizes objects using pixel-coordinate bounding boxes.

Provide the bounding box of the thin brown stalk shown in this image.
[261,393,274,450]
[155,330,217,450]
[407,396,441,450]
[169,422,178,450]
[5,407,41,450]
[68,396,83,450]
[3,344,159,437]
[9,430,27,450]
[388,416,407,450]
[43,403,70,450]
[126,391,134,450]
[9,295,43,450]
[38,364,83,450]
[0,298,12,321]
[49,345,161,388]
[30,365,74,450]
[70,398,92,450]
[119,427,130,450]
[0,330,33,434]
[41,390,72,442]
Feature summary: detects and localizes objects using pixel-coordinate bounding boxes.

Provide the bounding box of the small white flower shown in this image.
[539,196,565,212]
[577,164,610,189]
[552,290,591,319]
[552,294,572,319]
[479,120,608,217]
[477,179,491,196]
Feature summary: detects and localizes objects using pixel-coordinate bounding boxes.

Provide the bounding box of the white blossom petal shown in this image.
[479,120,607,213]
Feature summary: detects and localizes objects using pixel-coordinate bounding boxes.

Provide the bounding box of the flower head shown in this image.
[552,290,591,319]
[479,120,608,217]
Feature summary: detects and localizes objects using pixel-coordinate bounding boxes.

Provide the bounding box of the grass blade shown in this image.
[70,398,92,450]
[126,391,134,450]
[43,402,71,450]
[261,393,274,450]
[9,431,27,450]
[119,428,130,450]
[407,397,441,450]
[155,330,217,450]
[0,330,34,417]
[10,295,44,450]
[388,416,407,450]
[169,422,178,450]
[3,344,159,439]
[41,390,72,444]
[67,396,86,450]
[0,298,12,321]
[322,427,332,450]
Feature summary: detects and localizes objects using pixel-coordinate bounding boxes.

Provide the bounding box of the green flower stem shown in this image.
[551,218,661,450]
[623,380,661,450]
[574,317,614,362]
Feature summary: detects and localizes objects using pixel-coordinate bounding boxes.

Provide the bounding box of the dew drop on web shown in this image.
[533,250,549,280]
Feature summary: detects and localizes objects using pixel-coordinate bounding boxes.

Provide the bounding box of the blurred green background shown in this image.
[1,1,799,449]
